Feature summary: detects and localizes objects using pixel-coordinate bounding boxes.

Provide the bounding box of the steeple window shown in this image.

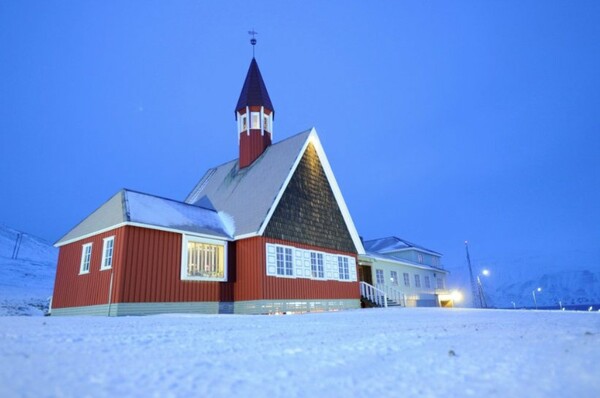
[251,112,260,129]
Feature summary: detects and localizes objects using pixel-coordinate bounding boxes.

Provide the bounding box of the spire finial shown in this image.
[248,29,258,57]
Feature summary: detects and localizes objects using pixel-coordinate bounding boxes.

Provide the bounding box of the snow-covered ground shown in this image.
[1,308,598,398]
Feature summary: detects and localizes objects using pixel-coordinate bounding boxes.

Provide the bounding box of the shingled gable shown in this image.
[55,189,231,246]
[185,128,365,254]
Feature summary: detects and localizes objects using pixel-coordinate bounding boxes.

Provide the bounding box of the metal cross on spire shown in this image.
[248,29,258,57]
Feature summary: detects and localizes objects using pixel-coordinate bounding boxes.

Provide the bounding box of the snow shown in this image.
[0,308,599,397]
[0,225,56,316]
[126,190,232,238]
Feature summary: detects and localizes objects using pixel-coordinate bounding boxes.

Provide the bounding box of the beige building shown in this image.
[358,237,455,307]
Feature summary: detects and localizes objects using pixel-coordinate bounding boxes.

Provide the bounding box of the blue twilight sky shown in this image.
[1,1,599,285]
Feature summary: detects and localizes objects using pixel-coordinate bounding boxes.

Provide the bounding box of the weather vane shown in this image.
[248,29,258,57]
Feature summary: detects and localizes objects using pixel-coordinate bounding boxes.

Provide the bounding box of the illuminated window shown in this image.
[80,243,92,274]
[181,236,227,281]
[241,115,248,131]
[424,276,431,289]
[276,246,294,276]
[390,270,398,285]
[375,269,385,285]
[311,252,324,278]
[100,236,114,270]
[414,274,421,288]
[403,272,410,287]
[338,256,350,280]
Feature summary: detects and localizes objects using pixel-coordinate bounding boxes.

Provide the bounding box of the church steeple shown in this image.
[235,36,274,168]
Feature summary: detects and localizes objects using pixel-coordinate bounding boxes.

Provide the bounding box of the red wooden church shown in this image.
[52,54,365,315]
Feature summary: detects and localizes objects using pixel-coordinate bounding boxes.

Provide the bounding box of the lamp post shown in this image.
[532,287,542,310]
[476,269,490,308]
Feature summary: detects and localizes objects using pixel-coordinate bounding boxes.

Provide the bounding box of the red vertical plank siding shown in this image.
[52,227,126,309]
[118,226,233,303]
[234,237,360,301]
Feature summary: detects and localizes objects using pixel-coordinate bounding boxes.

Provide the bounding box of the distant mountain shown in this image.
[449,264,600,309]
[486,270,600,309]
[0,225,57,315]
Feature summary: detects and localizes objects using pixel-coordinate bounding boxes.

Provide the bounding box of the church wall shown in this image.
[234,236,360,303]
[52,227,126,310]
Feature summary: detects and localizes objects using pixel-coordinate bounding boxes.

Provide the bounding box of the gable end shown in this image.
[263,143,357,253]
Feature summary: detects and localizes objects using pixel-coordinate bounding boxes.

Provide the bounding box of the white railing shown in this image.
[360,281,387,308]
[378,285,406,307]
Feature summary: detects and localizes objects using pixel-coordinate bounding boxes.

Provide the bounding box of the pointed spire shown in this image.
[235,58,274,118]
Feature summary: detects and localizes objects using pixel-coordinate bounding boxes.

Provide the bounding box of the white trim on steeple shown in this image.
[260,106,264,136]
[246,106,250,136]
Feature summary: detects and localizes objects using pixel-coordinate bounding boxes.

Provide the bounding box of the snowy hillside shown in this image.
[486,269,600,309]
[0,225,57,315]
[1,308,598,397]
[449,252,600,309]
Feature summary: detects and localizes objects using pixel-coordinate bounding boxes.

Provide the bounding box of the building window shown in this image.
[181,236,227,281]
[266,244,356,282]
[80,243,92,274]
[100,236,114,270]
[311,252,324,278]
[417,253,424,263]
[424,275,431,289]
[338,256,350,280]
[241,115,248,131]
[433,257,439,267]
[403,272,410,287]
[375,269,385,286]
[263,115,270,132]
[276,246,294,276]
[251,112,260,129]
[390,271,398,285]
[414,274,421,288]
[436,277,445,289]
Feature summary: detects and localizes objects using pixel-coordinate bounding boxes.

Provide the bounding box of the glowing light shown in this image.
[482,269,490,276]
[451,290,463,303]
[537,287,542,292]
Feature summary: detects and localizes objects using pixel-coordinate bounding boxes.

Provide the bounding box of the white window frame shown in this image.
[417,253,424,264]
[100,236,115,270]
[403,272,410,287]
[436,277,445,289]
[390,270,399,285]
[265,243,356,282]
[414,274,421,288]
[424,275,431,289]
[79,243,92,275]
[276,246,294,277]
[375,269,385,286]
[181,235,227,282]
[251,112,260,129]
[337,256,350,280]
[311,252,325,279]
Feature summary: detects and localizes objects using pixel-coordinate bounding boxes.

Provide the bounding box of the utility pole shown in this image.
[465,241,481,308]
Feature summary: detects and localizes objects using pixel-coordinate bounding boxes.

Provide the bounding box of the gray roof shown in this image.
[360,251,448,274]
[363,236,441,256]
[185,128,365,253]
[56,189,231,246]
[185,129,312,238]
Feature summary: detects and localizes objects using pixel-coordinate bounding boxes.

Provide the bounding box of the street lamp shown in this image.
[476,269,490,308]
[532,287,542,310]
